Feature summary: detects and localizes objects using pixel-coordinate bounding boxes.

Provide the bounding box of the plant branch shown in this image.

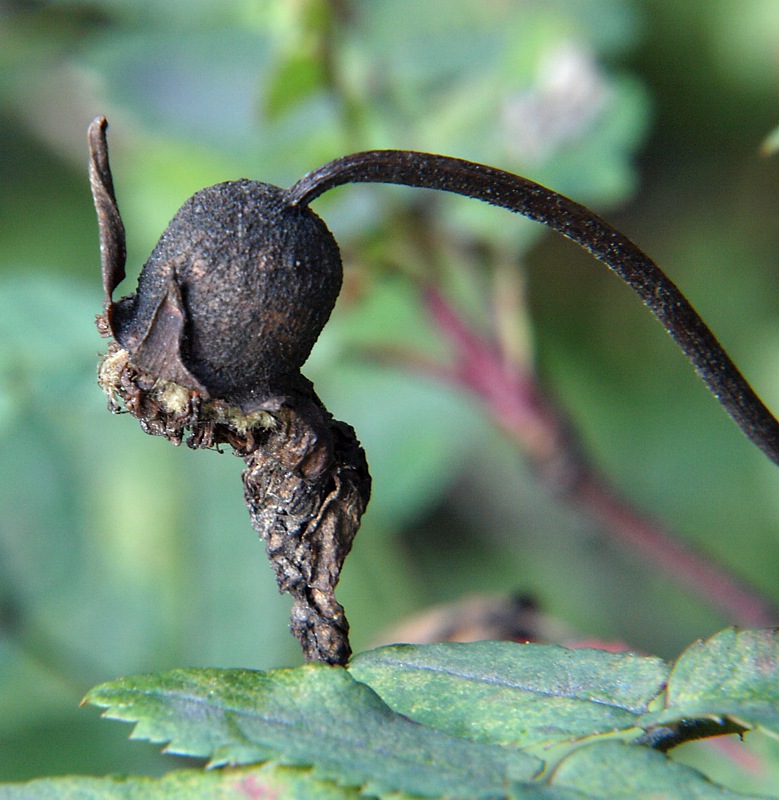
[384,286,777,627]
[241,398,371,665]
[289,150,779,469]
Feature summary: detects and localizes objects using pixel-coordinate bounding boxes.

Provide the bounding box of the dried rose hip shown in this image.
[90,116,370,665]
[108,179,343,408]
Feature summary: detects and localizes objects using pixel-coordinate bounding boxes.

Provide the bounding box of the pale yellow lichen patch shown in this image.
[153,380,192,415]
[97,347,130,400]
[97,347,277,434]
[202,401,277,435]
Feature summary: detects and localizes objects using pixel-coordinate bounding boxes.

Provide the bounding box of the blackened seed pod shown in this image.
[111,179,343,410]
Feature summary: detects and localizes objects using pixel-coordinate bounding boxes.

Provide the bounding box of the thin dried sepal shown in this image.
[88,116,127,313]
[130,274,208,393]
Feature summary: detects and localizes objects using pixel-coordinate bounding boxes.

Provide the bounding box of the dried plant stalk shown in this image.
[242,405,370,664]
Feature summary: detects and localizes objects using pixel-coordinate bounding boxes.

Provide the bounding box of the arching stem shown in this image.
[289,151,779,468]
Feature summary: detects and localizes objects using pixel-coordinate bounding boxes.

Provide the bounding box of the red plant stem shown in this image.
[576,474,776,626]
[423,286,777,627]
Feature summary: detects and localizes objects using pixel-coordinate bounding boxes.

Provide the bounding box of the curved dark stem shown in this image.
[289,151,779,467]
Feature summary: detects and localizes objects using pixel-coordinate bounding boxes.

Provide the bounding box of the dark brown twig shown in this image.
[636,718,748,752]
[290,150,779,469]
[241,400,371,665]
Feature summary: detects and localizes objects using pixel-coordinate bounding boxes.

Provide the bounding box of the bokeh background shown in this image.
[2,0,779,792]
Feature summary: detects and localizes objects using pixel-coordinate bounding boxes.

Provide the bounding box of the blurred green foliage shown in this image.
[1,0,779,794]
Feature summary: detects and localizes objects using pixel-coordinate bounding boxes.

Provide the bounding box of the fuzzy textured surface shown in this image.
[111,179,343,410]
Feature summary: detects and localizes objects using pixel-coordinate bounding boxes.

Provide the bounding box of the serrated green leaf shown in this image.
[85,664,542,798]
[549,741,770,799]
[640,628,779,739]
[348,641,669,749]
[0,763,362,800]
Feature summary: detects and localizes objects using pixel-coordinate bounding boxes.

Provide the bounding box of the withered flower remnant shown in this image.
[90,117,370,665]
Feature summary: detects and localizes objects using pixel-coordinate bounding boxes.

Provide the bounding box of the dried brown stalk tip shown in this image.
[89,116,370,665]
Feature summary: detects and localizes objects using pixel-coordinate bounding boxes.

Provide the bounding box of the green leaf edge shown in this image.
[74,630,779,799]
[549,740,773,799]
[84,663,543,799]
[638,627,779,741]
[0,763,365,800]
[348,639,671,750]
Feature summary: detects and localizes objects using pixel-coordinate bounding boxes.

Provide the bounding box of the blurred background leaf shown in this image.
[1,1,779,795]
